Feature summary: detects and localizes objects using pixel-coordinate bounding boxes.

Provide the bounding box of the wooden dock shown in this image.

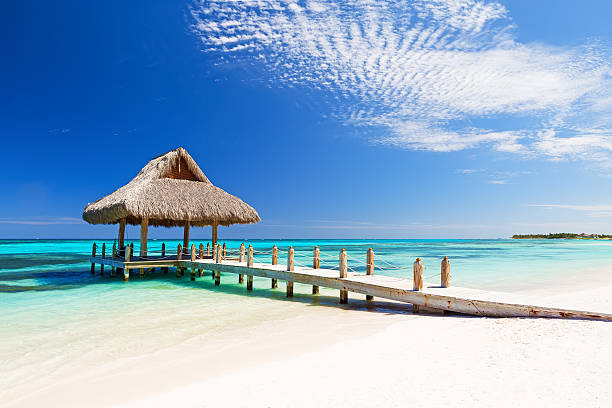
[89,243,612,321]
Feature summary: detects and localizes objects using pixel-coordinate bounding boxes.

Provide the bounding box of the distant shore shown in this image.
[512,233,612,239]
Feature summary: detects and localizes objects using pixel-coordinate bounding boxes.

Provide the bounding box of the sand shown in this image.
[5,283,612,408]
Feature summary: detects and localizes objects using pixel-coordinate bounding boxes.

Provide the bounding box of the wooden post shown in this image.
[286,246,294,297]
[161,243,168,274]
[111,243,116,277]
[246,244,254,291]
[124,245,131,282]
[413,258,423,313]
[190,244,196,281]
[118,218,126,255]
[90,243,96,274]
[140,218,148,257]
[239,243,245,262]
[366,248,374,301]
[100,243,105,275]
[271,245,278,288]
[211,222,218,253]
[222,243,226,258]
[198,243,204,277]
[176,244,183,277]
[312,246,320,294]
[339,249,348,304]
[183,221,190,253]
[206,242,210,257]
[441,257,450,288]
[215,244,221,285]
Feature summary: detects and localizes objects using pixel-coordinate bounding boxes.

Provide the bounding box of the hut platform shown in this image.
[90,254,612,321]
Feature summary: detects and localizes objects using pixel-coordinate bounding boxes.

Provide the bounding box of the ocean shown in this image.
[2,238,612,399]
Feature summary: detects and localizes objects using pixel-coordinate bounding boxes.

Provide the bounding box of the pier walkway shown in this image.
[89,243,612,321]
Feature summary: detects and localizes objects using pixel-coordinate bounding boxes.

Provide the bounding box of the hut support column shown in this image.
[183,221,190,254]
[139,218,148,278]
[211,222,218,254]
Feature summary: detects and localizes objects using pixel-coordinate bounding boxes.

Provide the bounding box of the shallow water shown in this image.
[2,238,612,399]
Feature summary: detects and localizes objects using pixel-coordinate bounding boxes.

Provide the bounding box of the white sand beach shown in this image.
[5,278,611,408]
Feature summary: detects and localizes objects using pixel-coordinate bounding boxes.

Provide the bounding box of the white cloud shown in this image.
[191,0,612,162]
[0,217,85,225]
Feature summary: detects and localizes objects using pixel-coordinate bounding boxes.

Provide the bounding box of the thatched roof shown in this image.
[82,147,261,227]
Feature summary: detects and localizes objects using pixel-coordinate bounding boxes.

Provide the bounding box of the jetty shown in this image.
[82,147,612,321]
[88,242,612,321]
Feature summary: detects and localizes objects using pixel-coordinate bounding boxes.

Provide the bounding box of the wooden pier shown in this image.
[89,243,612,321]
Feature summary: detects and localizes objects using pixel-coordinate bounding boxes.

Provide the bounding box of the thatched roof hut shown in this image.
[83,147,260,255]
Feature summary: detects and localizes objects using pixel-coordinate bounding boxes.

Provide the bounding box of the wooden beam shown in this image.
[441,257,450,288]
[211,222,218,252]
[118,218,126,253]
[339,249,348,304]
[366,248,374,301]
[183,221,190,253]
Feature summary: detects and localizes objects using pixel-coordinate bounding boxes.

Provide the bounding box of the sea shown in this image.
[2,238,612,400]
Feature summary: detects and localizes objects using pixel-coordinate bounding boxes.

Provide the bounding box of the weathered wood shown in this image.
[118,218,126,255]
[124,246,131,281]
[90,243,96,274]
[312,246,320,294]
[366,248,374,301]
[247,275,253,291]
[441,257,450,288]
[206,242,210,256]
[191,268,196,281]
[239,243,245,262]
[271,245,278,288]
[247,245,253,267]
[177,244,183,277]
[111,243,116,277]
[212,222,218,252]
[215,270,220,286]
[161,243,168,273]
[198,243,204,277]
[139,218,148,258]
[339,249,348,304]
[413,258,424,313]
[183,221,190,253]
[191,244,196,261]
[172,258,612,321]
[286,247,294,297]
[100,243,106,275]
[222,243,226,258]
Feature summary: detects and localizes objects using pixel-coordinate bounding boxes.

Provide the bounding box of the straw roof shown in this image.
[82,147,261,227]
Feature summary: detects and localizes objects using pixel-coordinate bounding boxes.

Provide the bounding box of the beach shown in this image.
[2,239,611,407]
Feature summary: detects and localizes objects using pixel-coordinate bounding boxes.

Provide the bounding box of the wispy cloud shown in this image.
[529,204,612,218]
[191,0,612,163]
[0,217,85,225]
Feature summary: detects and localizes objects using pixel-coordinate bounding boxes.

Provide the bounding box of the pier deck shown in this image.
[90,255,612,321]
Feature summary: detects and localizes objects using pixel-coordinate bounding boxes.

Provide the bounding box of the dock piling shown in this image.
[238,243,245,283]
[161,243,168,274]
[312,246,320,294]
[366,248,374,301]
[441,257,450,288]
[413,258,423,313]
[100,243,105,275]
[215,244,221,285]
[206,242,210,257]
[271,245,278,288]
[286,246,294,297]
[176,244,183,277]
[111,243,116,277]
[246,245,253,289]
[222,243,226,258]
[190,244,197,281]
[339,249,348,304]
[124,246,131,281]
[90,243,97,274]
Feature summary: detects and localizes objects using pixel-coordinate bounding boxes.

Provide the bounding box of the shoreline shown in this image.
[4,273,612,407]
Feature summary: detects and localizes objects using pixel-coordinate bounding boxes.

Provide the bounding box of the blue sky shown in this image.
[2,0,612,239]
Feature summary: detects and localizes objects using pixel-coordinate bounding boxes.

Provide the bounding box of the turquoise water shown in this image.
[2,238,612,399]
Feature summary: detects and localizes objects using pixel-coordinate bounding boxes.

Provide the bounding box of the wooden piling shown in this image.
[190,244,197,281]
[161,243,168,274]
[413,258,423,313]
[90,243,96,274]
[441,257,450,288]
[247,245,253,267]
[206,242,210,257]
[339,249,348,304]
[100,243,105,275]
[312,246,320,294]
[124,246,131,281]
[222,243,226,258]
[286,246,294,297]
[215,244,221,285]
[366,248,374,301]
[177,244,183,277]
[198,243,204,277]
[111,243,116,277]
[239,243,245,283]
[271,245,278,288]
